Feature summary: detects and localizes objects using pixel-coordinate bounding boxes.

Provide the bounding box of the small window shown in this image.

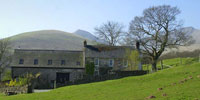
[76,61,80,66]
[94,58,99,66]
[19,59,24,64]
[61,60,65,65]
[48,60,52,65]
[34,59,38,65]
[109,59,114,67]
[123,60,128,67]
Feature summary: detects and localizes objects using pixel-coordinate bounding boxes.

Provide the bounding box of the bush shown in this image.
[6,79,17,86]
[6,73,40,87]
[86,62,95,76]
[2,70,12,81]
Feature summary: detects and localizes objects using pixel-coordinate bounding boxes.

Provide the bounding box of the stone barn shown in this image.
[11,49,85,88]
[11,41,142,88]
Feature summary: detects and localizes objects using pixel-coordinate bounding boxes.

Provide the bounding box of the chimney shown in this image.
[136,41,142,70]
[83,40,87,47]
[136,41,140,50]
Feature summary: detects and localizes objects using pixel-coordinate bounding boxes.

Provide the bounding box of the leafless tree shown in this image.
[95,21,124,46]
[0,39,11,81]
[119,32,135,46]
[129,5,194,71]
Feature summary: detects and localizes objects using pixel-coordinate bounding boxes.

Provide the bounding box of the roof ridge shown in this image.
[15,49,83,52]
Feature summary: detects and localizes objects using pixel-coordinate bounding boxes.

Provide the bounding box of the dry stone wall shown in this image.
[0,85,29,95]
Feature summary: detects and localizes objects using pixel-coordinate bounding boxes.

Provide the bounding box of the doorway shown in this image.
[56,73,70,84]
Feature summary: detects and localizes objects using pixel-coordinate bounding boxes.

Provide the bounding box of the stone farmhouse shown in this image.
[11,41,140,88]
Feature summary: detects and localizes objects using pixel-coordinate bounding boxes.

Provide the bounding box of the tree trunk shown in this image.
[152,60,157,72]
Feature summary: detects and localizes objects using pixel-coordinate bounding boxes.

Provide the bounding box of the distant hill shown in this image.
[165,27,200,53]
[74,29,106,44]
[178,27,200,51]
[8,30,96,50]
[191,28,200,44]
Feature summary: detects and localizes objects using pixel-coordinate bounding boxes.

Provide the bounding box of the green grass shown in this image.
[143,57,198,71]
[1,58,200,100]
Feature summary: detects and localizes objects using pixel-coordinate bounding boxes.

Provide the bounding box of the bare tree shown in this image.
[0,39,11,81]
[129,5,193,71]
[95,21,124,46]
[120,32,135,46]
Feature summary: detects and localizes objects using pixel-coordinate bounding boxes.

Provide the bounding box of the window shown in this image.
[19,59,24,64]
[61,60,65,65]
[34,59,38,65]
[76,61,80,66]
[48,60,52,65]
[123,60,128,67]
[94,58,99,66]
[109,59,114,67]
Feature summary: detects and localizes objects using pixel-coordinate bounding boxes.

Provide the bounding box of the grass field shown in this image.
[1,58,200,100]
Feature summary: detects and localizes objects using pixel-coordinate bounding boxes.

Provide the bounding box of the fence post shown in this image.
[160,60,163,70]
[199,54,200,63]
[54,80,56,89]
[180,58,182,65]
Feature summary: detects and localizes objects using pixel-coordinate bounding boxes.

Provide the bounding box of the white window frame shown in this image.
[94,58,99,67]
[109,59,114,67]
[123,60,128,67]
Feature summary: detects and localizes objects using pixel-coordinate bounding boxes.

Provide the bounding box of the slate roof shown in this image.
[84,45,135,58]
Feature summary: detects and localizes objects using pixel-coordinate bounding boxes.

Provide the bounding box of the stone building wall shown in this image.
[12,67,85,89]
[11,49,84,68]
[85,57,128,72]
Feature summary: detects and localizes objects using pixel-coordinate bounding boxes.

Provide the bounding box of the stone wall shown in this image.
[57,70,148,87]
[0,85,29,95]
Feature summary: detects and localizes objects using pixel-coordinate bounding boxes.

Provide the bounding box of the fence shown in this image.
[56,70,148,88]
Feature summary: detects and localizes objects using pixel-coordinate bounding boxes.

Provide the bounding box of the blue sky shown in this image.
[0,0,199,38]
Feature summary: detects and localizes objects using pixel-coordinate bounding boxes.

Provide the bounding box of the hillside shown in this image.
[190,27,200,44]
[1,58,200,100]
[8,30,95,50]
[165,27,200,53]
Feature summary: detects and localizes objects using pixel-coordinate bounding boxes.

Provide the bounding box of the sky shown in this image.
[0,0,199,38]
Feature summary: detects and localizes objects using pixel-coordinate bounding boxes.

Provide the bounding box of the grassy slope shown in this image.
[8,30,96,50]
[1,58,200,100]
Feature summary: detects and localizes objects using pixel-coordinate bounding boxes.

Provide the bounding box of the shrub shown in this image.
[86,62,95,76]
[2,70,12,81]
[6,73,40,87]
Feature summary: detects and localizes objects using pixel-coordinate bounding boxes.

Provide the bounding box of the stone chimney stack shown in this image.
[84,40,87,47]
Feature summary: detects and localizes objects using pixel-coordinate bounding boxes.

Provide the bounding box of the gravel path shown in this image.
[33,89,52,93]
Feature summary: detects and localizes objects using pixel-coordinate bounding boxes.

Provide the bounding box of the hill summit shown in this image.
[8,30,95,50]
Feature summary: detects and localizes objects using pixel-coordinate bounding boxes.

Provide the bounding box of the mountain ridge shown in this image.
[74,29,106,44]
